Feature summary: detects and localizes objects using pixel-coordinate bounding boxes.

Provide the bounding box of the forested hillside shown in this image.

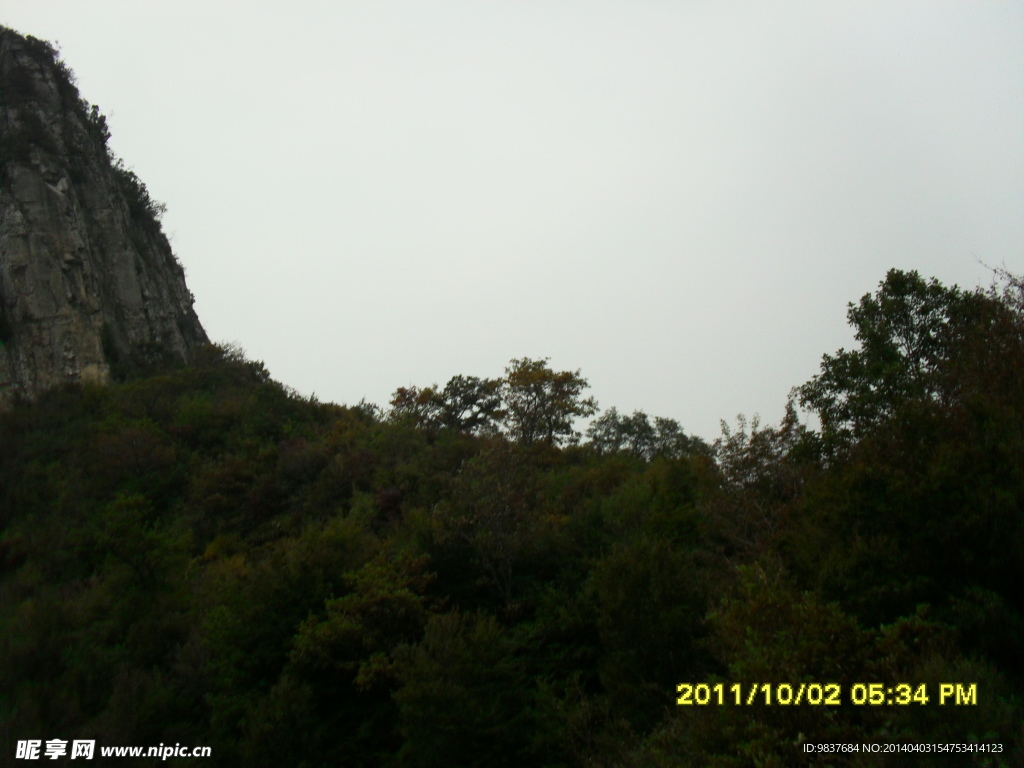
[1,269,1022,766]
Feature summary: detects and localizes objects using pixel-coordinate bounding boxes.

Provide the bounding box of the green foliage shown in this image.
[702,400,818,561]
[389,374,503,434]
[435,374,504,432]
[112,157,168,229]
[289,549,433,689]
[427,441,551,615]
[2,271,1023,765]
[590,535,707,728]
[797,268,1017,451]
[84,102,111,148]
[784,274,1024,667]
[586,407,700,460]
[389,358,597,446]
[391,611,541,767]
[502,357,597,446]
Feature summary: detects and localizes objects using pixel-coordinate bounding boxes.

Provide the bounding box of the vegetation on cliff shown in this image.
[0,28,166,232]
[1,269,1022,766]
[1,27,207,405]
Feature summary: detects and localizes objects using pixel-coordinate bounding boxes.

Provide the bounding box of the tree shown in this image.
[709,399,815,559]
[388,375,503,435]
[586,408,652,457]
[501,358,597,446]
[388,385,440,429]
[790,268,1024,644]
[391,612,540,768]
[435,375,504,434]
[797,269,1003,449]
[586,408,697,460]
[590,535,707,728]
[429,442,540,614]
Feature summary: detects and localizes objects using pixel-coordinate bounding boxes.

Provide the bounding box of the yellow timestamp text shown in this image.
[675,683,977,706]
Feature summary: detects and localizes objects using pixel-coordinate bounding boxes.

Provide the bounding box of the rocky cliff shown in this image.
[0,27,208,405]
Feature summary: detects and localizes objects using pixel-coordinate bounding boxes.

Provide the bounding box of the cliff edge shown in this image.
[0,27,208,405]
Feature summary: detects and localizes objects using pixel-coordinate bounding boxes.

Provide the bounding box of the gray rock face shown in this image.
[0,27,208,405]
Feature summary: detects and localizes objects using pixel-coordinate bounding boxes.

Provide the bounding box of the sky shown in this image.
[3,2,1022,441]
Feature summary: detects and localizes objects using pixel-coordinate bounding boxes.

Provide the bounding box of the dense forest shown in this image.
[1,268,1022,766]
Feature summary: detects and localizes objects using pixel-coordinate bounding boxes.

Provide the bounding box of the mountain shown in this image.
[0,27,207,405]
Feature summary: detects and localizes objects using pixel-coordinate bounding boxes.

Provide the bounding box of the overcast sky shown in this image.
[4,2,1022,440]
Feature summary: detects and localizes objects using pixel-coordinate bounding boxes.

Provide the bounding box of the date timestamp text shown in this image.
[675,682,977,706]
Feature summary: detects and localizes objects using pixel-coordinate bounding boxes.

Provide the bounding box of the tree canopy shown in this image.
[2,270,1022,766]
[388,357,597,447]
[798,268,1023,450]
